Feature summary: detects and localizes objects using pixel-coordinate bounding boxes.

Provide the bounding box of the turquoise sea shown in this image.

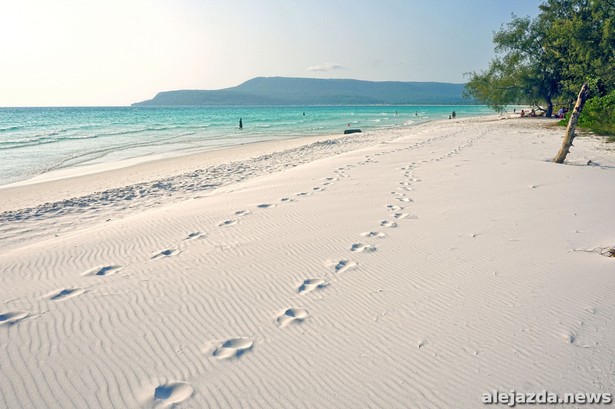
[0,105,495,186]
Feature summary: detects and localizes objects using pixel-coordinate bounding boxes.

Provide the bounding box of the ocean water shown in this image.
[0,105,495,186]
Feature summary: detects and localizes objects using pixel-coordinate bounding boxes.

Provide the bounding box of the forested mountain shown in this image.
[133,77,471,106]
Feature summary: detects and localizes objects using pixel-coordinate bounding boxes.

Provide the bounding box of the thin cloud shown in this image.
[307,63,347,72]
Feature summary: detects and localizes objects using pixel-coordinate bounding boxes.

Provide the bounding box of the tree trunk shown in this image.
[552,83,590,164]
[546,97,553,118]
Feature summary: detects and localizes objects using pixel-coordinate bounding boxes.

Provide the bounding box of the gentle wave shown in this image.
[0,125,206,150]
[0,125,22,132]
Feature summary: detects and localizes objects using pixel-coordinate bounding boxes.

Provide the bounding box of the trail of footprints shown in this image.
[0,172,344,405]
[1,134,474,405]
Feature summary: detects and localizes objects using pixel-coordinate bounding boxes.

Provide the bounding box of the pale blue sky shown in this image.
[0,0,542,106]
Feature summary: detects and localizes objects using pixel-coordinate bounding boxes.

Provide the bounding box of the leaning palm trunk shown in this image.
[553,83,590,164]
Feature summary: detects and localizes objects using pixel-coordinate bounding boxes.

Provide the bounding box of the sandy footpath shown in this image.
[1,116,614,408]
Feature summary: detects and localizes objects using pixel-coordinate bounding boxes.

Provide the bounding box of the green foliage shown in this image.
[578,90,615,137]
[464,15,557,114]
[539,0,615,98]
[465,0,615,117]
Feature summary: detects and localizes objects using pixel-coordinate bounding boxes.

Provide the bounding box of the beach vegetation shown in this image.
[464,0,615,121]
[558,89,615,139]
[577,89,615,139]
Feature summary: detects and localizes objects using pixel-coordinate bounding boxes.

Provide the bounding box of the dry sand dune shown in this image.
[1,117,614,408]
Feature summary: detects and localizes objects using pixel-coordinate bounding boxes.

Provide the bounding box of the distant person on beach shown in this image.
[452,111,456,119]
[520,110,525,117]
[239,118,243,129]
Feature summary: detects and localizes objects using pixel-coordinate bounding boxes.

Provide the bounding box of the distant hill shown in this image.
[132,77,473,106]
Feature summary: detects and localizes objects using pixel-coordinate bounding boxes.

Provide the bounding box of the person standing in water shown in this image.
[239,118,243,129]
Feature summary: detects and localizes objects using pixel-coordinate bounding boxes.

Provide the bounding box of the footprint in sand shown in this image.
[312,187,324,192]
[257,203,275,209]
[331,259,358,273]
[298,278,328,294]
[280,197,293,203]
[153,381,193,405]
[296,192,312,197]
[398,197,412,203]
[277,308,308,328]
[218,219,238,227]
[380,220,398,228]
[351,243,377,253]
[386,204,403,212]
[0,311,28,326]
[48,288,86,301]
[393,213,411,219]
[563,333,576,345]
[562,332,592,348]
[361,231,387,238]
[83,265,123,277]
[322,177,338,186]
[152,248,180,259]
[185,232,203,240]
[234,210,251,216]
[213,337,254,359]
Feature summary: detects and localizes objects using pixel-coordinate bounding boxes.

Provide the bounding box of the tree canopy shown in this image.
[465,0,615,118]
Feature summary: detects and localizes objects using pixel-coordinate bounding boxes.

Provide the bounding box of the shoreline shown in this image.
[0,132,343,209]
[0,116,446,214]
[0,113,562,217]
[0,105,498,190]
[0,122,420,191]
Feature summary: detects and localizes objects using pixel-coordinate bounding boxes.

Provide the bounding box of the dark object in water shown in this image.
[344,129,362,135]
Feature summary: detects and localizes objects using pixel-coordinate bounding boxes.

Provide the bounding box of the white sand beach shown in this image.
[1,116,614,408]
